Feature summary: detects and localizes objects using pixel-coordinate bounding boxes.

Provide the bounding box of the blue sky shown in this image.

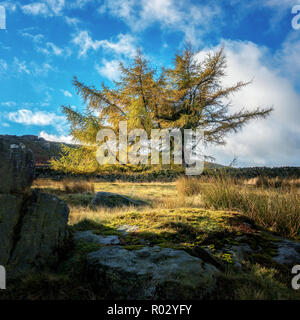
[0,0,300,166]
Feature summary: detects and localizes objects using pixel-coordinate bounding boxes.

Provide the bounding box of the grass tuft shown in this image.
[201,176,300,239]
[176,176,202,196]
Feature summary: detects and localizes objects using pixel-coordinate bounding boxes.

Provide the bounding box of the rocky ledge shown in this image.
[0,136,69,279]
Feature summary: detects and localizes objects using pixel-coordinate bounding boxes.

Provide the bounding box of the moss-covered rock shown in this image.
[91,192,147,208]
[87,245,220,299]
[74,230,120,245]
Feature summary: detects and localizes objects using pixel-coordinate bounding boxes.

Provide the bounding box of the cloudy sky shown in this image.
[0,0,299,167]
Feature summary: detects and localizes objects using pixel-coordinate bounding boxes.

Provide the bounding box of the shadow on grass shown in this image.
[2,214,298,300]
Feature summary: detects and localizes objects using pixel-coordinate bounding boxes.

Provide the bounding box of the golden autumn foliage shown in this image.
[51,46,272,173]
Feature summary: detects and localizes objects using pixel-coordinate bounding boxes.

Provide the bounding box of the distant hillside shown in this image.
[1,134,225,169]
[0,135,72,166]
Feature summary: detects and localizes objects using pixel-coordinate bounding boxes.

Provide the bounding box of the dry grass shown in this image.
[61,179,95,194]
[244,176,300,189]
[26,175,300,300]
[200,176,300,239]
[68,205,136,226]
[33,178,95,194]
[176,176,203,196]
[34,175,300,239]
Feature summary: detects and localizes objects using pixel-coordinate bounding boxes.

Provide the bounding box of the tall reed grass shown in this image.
[175,175,300,239]
[200,177,300,239]
[176,176,202,196]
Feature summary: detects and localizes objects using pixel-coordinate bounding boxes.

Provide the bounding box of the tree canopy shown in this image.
[51,46,272,173]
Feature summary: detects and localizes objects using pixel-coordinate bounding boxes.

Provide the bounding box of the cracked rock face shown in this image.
[7,190,69,278]
[0,136,35,193]
[87,246,220,300]
[0,137,69,279]
[0,194,24,266]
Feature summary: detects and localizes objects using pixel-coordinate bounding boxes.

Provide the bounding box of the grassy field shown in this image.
[3,175,298,300]
[32,176,300,240]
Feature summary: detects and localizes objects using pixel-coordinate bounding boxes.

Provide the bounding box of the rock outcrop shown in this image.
[0,136,69,279]
[74,230,120,245]
[0,136,35,193]
[87,246,220,299]
[91,192,146,208]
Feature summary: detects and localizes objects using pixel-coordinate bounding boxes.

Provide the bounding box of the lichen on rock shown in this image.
[0,136,70,279]
[87,245,220,299]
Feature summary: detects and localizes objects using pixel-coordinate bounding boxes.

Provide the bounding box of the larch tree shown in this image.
[51,46,272,173]
[51,52,160,173]
[156,46,272,144]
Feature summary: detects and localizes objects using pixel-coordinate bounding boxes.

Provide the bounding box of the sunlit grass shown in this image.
[33,175,300,239]
[25,176,300,300]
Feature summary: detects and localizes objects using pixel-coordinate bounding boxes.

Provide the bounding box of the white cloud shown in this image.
[275,32,300,83]
[60,89,73,97]
[8,109,65,127]
[39,131,74,144]
[98,0,220,43]
[21,0,65,17]
[43,42,64,56]
[0,59,7,73]
[46,0,65,15]
[21,31,67,57]
[21,32,44,43]
[198,40,300,167]
[18,0,94,17]
[72,31,137,58]
[33,62,55,75]
[1,101,16,107]
[68,0,93,9]
[229,0,296,9]
[72,30,102,57]
[40,102,51,107]
[8,58,55,77]
[13,58,30,75]
[0,1,17,12]
[261,0,296,8]
[99,33,137,57]
[21,2,49,16]
[65,16,80,26]
[95,59,120,81]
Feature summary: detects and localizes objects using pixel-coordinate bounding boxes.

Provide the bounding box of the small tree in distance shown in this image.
[51,46,273,173]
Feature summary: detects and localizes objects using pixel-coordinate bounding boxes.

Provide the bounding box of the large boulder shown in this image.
[0,136,35,193]
[74,230,120,245]
[87,246,220,299]
[6,190,69,278]
[0,194,23,265]
[0,135,69,279]
[272,239,300,265]
[91,192,146,208]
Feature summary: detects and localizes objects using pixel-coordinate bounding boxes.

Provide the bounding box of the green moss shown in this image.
[72,219,103,231]
[220,253,234,264]
[75,240,104,255]
[208,263,300,300]
[68,207,300,298]
[123,245,145,250]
